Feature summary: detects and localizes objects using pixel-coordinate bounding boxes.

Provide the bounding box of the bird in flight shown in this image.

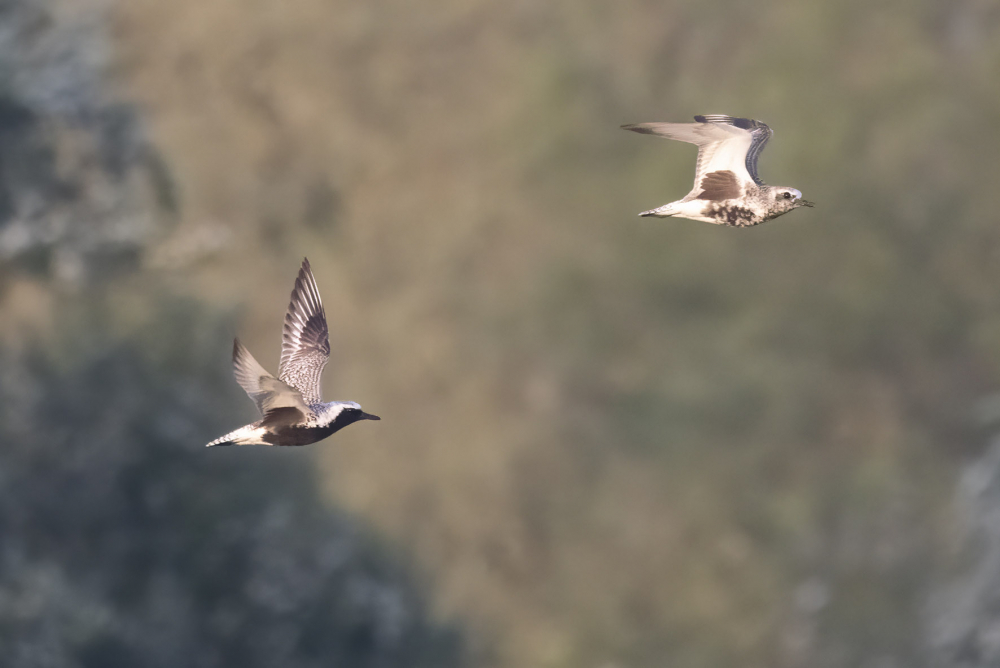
[206,258,379,447]
[621,114,813,227]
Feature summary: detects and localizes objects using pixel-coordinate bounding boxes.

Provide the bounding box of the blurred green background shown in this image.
[2,0,1000,666]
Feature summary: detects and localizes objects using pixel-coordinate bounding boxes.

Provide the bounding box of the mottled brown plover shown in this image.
[206,258,379,447]
[622,114,814,226]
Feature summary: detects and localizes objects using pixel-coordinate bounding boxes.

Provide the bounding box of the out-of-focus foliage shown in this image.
[0,0,173,284]
[929,438,1000,668]
[4,0,1000,666]
[0,300,463,668]
[0,2,462,666]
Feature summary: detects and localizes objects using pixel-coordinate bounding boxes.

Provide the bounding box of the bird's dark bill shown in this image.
[360,412,381,421]
[800,200,815,207]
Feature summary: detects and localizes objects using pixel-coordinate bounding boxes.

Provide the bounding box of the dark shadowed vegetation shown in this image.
[0,301,463,668]
[0,2,462,665]
[2,0,1000,666]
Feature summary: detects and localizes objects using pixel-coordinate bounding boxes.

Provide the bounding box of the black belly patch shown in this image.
[263,424,337,446]
[260,406,368,446]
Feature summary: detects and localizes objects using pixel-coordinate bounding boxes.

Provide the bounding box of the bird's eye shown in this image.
[782,192,792,199]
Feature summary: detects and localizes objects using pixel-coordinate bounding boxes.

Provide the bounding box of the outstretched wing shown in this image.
[695,115,772,186]
[233,338,310,416]
[278,258,330,405]
[622,115,772,199]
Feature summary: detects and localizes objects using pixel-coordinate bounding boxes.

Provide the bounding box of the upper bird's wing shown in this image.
[692,115,773,186]
[621,115,773,200]
[278,258,330,406]
[233,338,310,416]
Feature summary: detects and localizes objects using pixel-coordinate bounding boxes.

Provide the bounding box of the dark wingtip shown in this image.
[694,114,757,130]
[297,257,318,288]
[232,337,241,361]
[290,259,314,311]
[621,123,653,135]
[295,258,312,285]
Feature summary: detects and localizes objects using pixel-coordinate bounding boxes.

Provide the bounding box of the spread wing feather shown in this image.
[622,115,773,197]
[232,338,310,416]
[278,258,330,406]
[696,115,773,186]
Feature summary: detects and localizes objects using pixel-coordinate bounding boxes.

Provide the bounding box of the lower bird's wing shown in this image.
[260,405,310,430]
[622,115,771,200]
[278,258,330,406]
[233,338,310,416]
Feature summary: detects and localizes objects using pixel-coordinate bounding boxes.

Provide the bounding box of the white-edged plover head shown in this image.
[622,114,814,227]
[205,258,379,448]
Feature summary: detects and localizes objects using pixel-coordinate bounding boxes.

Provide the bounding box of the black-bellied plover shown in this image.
[622,114,814,226]
[206,258,379,447]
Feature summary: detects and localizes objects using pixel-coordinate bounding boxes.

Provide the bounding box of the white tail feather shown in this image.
[205,424,265,447]
[640,202,682,217]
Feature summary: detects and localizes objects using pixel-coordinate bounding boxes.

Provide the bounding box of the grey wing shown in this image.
[233,338,311,415]
[278,258,330,406]
[695,115,772,186]
[622,117,754,198]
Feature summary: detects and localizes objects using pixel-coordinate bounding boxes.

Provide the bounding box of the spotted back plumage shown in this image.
[278,258,331,406]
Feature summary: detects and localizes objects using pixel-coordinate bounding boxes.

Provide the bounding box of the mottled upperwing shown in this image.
[278,258,331,406]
